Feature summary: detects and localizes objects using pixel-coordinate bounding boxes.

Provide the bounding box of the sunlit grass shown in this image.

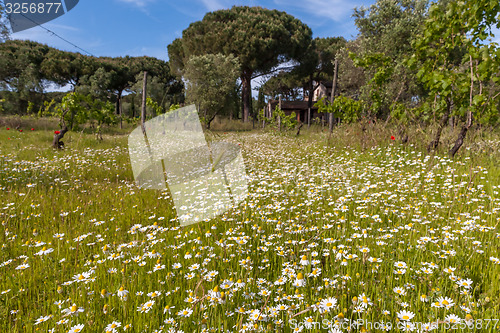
[0,124,499,332]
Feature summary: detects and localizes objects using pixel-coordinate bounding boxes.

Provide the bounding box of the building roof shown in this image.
[268,100,318,111]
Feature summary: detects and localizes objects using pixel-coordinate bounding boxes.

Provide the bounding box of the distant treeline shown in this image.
[0,40,184,116]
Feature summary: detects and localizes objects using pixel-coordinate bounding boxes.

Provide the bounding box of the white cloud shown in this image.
[115,0,156,8]
[197,0,260,12]
[12,26,101,55]
[199,0,225,11]
[273,0,365,22]
[43,23,80,32]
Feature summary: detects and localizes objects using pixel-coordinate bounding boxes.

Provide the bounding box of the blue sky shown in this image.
[11,0,377,60]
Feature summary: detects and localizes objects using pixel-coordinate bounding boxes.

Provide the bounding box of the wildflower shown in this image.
[147,290,161,298]
[61,304,84,317]
[163,305,175,314]
[15,263,30,270]
[105,321,121,332]
[34,314,52,325]
[421,322,438,331]
[68,324,84,333]
[293,272,306,287]
[391,136,395,140]
[436,296,455,309]
[397,310,415,321]
[445,314,461,323]
[72,272,91,283]
[443,266,456,274]
[137,300,155,313]
[394,261,407,269]
[457,278,473,289]
[399,322,416,331]
[35,246,54,256]
[177,307,193,317]
[320,297,337,312]
[117,286,129,300]
[393,287,406,296]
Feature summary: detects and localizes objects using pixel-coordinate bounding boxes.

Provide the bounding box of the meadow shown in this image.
[0,120,499,333]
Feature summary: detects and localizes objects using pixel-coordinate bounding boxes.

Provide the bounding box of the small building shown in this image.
[265,100,322,123]
[265,81,332,123]
[312,81,333,102]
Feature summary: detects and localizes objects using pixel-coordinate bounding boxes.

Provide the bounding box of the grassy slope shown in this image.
[0,119,499,332]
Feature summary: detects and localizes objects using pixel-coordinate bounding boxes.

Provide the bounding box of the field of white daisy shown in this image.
[0,124,499,333]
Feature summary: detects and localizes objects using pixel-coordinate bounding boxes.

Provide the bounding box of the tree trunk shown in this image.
[449,56,475,158]
[119,94,123,129]
[307,75,314,128]
[53,109,70,149]
[131,95,135,118]
[241,72,252,123]
[52,126,69,149]
[296,123,303,136]
[278,96,282,131]
[141,71,148,135]
[449,110,473,158]
[427,97,451,153]
[329,59,338,133]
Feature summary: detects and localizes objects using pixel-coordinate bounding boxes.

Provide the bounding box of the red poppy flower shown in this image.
[6,128,9,130]
[54,130,61,135]
[390,136,395,140]
[31,128,35,131]
[19,129,23,132]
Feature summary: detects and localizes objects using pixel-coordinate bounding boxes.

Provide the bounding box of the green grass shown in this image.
[0,120,499,333]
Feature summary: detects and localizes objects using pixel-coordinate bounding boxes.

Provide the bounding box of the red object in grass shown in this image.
[390,136,395,140]
[6,128,9,130]
[54,130,61,135]
[19,129,23,132]
[31,128,35,131]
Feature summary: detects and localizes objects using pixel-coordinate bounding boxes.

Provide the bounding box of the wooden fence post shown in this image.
[141,71,148,135]
[329,58,338,133]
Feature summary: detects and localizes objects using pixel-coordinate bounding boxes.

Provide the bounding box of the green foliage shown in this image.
[270,105,298,130]
[50,92,116,132]
[350,0,429,117]
[168,6,313,121]
[314,96,363,123]
[349,52,394,114]
[38,99,57,118]
[184,53,240,128]
[169,104,180,111]
[0,98,4,113]
[0,40,182,116]
[410,0,500,125]
[146,97,164,116]
[0,2,10,42]
[313,97,334,114]
[261,37,347,101]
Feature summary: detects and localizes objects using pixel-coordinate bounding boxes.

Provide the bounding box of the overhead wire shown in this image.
[15,11,94,56]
